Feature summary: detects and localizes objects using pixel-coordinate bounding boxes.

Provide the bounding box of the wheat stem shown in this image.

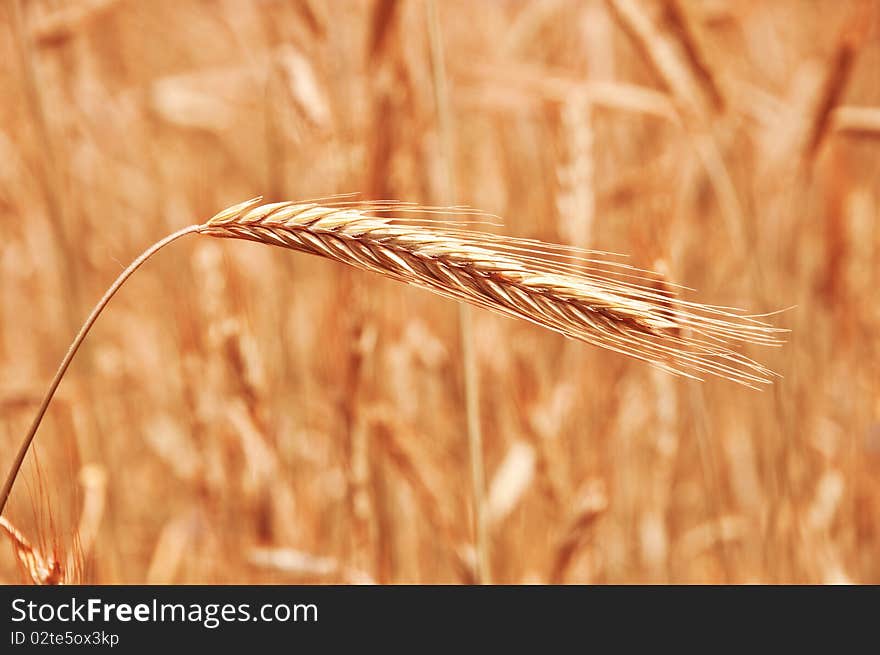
[0,224,202,516]
[426,0,491,584]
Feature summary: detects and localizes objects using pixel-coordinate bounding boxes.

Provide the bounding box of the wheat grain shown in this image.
[202,197,785,388]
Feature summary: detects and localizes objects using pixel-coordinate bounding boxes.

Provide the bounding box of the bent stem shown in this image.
[0,223,203,516]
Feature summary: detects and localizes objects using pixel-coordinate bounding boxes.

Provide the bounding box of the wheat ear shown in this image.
[0,516,64,584]
[202,197,784,388]
[0,197,785,516]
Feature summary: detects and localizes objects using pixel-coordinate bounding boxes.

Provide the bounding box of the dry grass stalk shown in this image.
[203,198,785,388]
[605,0,721,120]
[426,0,491,585]
[604,0,748,252]
[368,0,400,62]
[659,0,725,113]
[805,6,871,160]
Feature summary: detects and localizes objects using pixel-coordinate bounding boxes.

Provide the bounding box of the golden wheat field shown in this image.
[1,0,878,585]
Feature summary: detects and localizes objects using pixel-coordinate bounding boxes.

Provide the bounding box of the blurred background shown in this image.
[1,0,878,584]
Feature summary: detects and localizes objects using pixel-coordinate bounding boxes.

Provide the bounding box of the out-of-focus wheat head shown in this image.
[0,516,63,585]
[202,197,785,388]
